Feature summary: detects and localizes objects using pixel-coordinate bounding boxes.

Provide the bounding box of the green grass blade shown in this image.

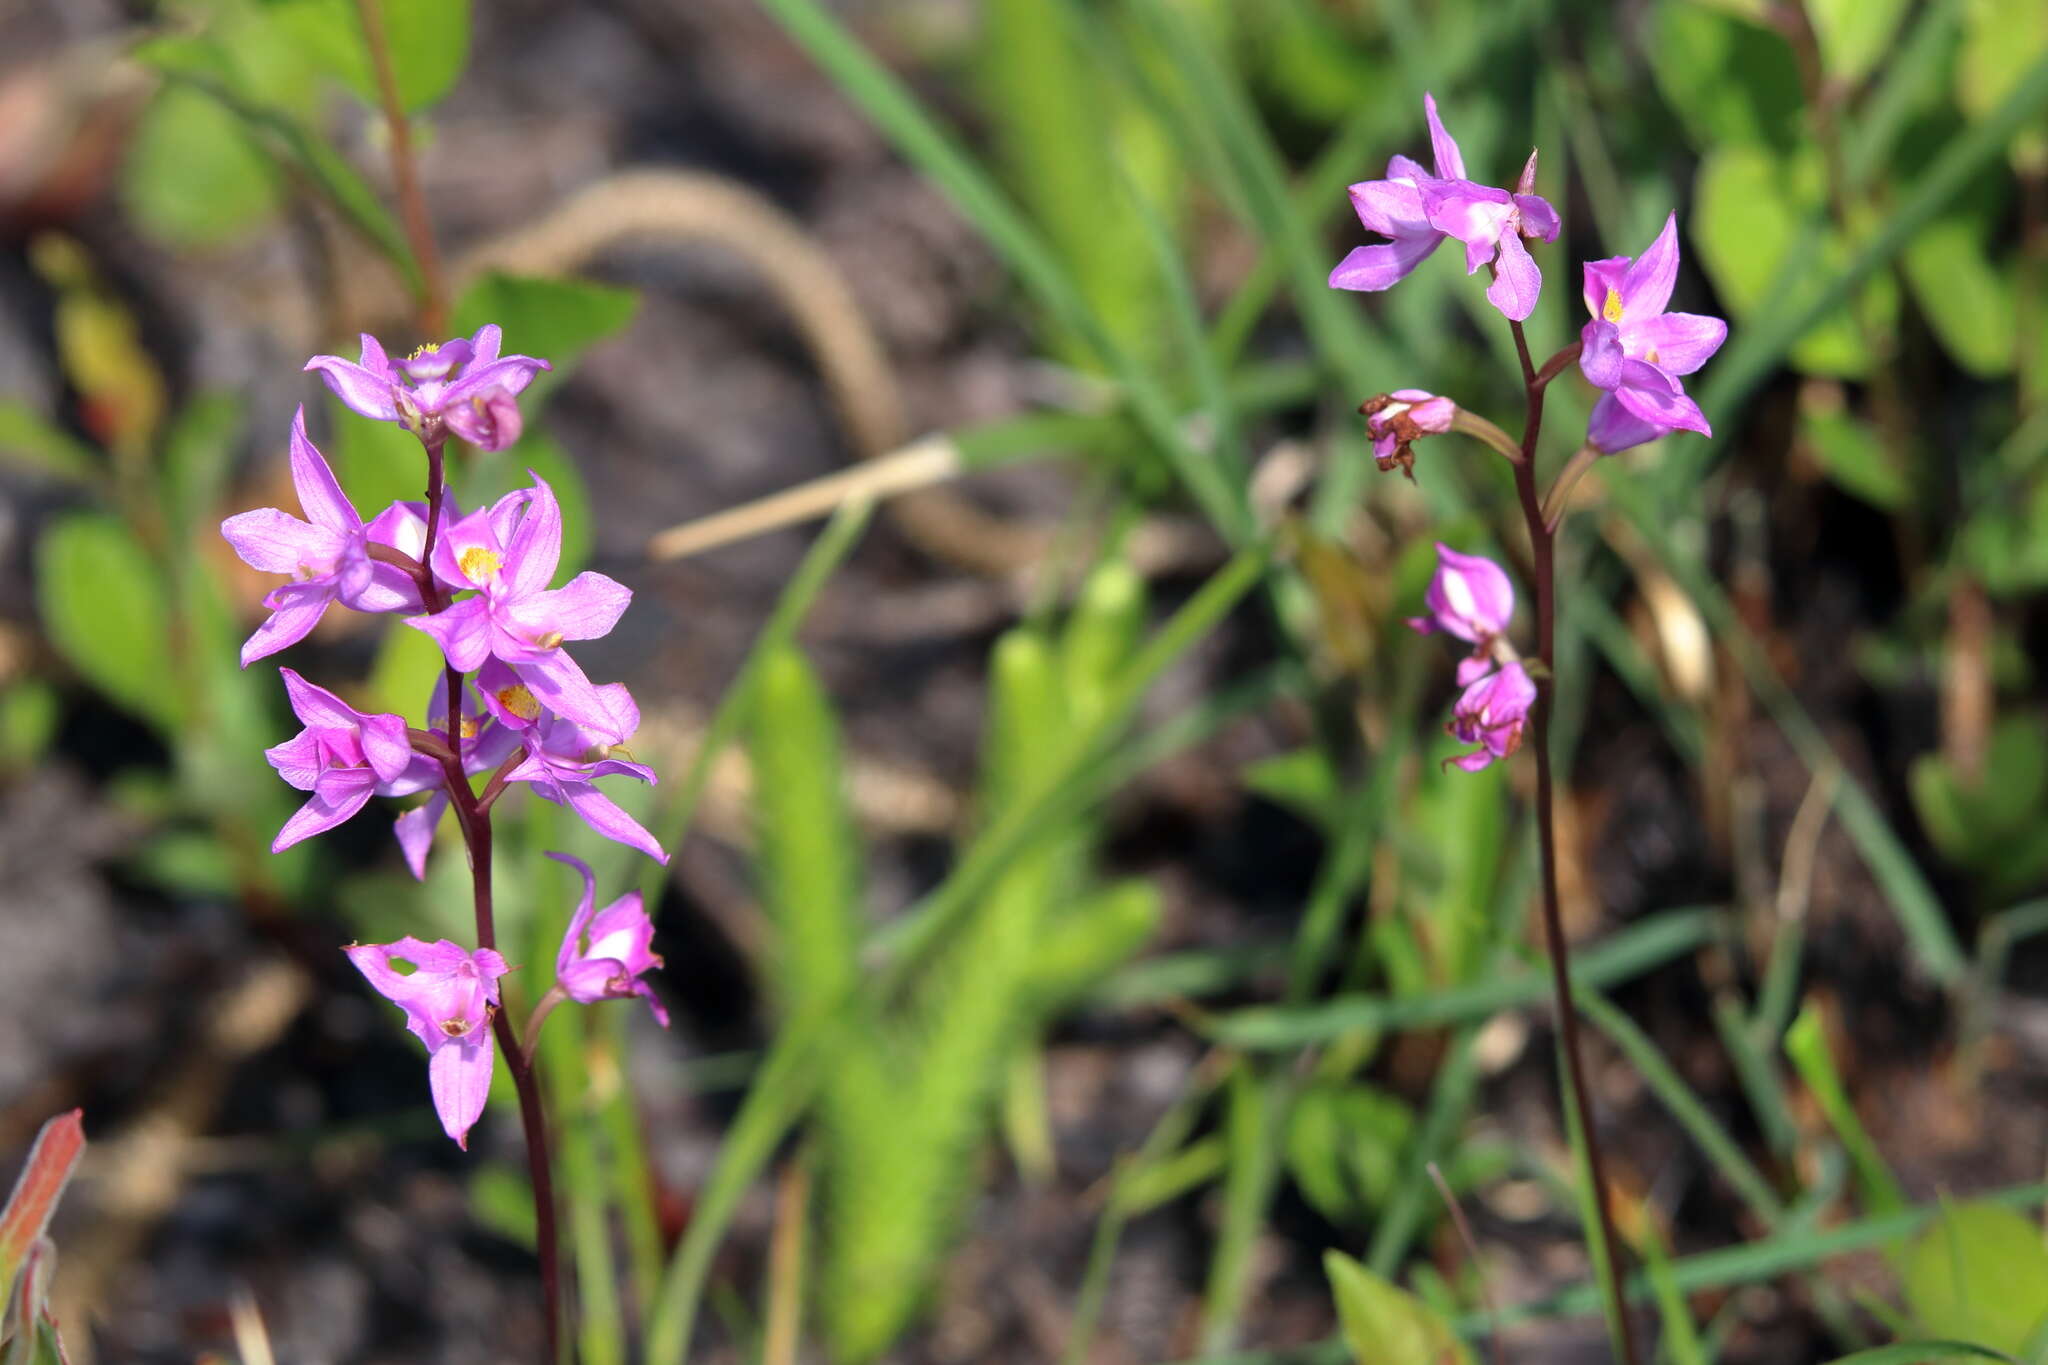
[755,0,1248,539]
[1576,988,1784,1224]
[1199,1065,1287,1354]
[872,544,1270,976]
[1785,1002,1907,1218]
[1213,908,1724,1049]
[637,497,872,911]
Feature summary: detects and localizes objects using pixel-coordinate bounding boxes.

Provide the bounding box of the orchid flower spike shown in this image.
[220,407,429,664]
[265,668,438,851]
[1577,214,1727,451]
[1359,390,1456,479]
[306,325,549,451]
[408,471,635,743]
[1408,544,1516,685]
[547,853,669,1025]
[1445,661,1537,772]
[345,938,510,1148]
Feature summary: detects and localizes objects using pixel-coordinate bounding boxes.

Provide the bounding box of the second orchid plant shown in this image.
[221,327,672,1355]
[1333,94,1726,1363]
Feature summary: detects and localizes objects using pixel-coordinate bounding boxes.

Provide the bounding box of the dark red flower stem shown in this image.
[1509,320,1639,1365]
[417,444,563,1361]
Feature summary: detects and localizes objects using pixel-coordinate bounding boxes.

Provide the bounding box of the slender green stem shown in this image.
[1509,319,1640,1365]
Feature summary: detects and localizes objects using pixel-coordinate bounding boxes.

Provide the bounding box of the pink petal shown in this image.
[394,794,447,880]
[1420,180,1512,257]
[1329,235,1439,292]
[547,851,601,976]
[442,388,523,452]
[514,649,629,743]
[441,354,550,409]
[1422,92,1466,180]
[1586,391,1667,454]
[1455,654,1494,687]
[357,710,416,785]
[1513,193,1560,243]
[1578,319,1626,390]
[264,730,325,791]
[467,324,501,368]
[287,406,360,533]
[305,355,399,423]
[507,572,632,643]
[408,598,494,672]
[559,778,669,864]
[428,1038,494,1150]
[502,471,564,597]
[1615,360,1710,435]
[1347,178,1429,239]
[1621,213,1680,320]
[239,586,334,665]
[1485,232,1542,321]
[279,667,363,730]
[272,777,375,851]
[1630,312,1727,376]
[221,508,340,576]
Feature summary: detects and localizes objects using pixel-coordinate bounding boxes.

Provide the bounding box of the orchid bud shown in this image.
[1359,389,1456,478]
[1446,662,1537,772]
[547,853,669,1025]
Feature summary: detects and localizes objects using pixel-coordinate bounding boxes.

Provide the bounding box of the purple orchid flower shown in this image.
[505,681,667,865]
[344,937,510,1149]
[1577,214,1727,446]
[1445,661,1537,773]
[407,472,634,744]
[306,325,549,452]
[1408,543,1516,686]
[265,668,438,851]
[220,407,427,665]
[393,676,523,880]
[1330,94,1467,294]
[1360,389,1456,477]
[1420,149,1561,322]
[546,853,669,1025]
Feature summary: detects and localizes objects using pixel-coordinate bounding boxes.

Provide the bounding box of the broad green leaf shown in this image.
[1962,477,2048,596]
[0,682,59,772]
[1693,144,1896,376]
[160,393,245,538]
[334,403,428,517]
[1902,214,2017,377]
[366,624,450,728]
[1323,1250,1475,1365]
[1650,1,1804,153]
[130,831,240,899]
[274,0,472,113]
[34,513,179,732]
[1908,716,2048,892]
[1803,402,1907,510]
[120,85,282,248]
[450,273,639,405]
[1284,1082,1413,1223]
[1958,0,2048,167]
[0,403,98,486]
[470,1162,538,1249]
[1243,747,1340,830]
[1808,0,1913,84]
[1902,1202,2048,1355]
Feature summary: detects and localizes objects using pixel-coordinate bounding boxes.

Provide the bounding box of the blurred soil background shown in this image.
[0,0,2045,1362]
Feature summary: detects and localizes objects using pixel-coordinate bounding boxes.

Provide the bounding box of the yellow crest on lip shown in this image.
[1602,286,1624,324]
[458,546,504,582]
[495,684,541,721]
